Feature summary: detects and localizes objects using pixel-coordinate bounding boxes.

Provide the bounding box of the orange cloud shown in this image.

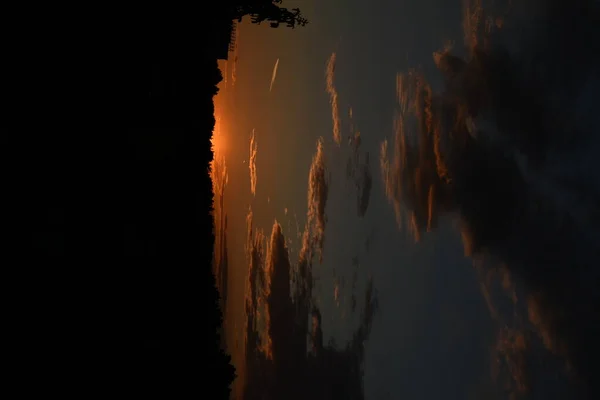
[269,58,279,92]
[325,53,341,145]
[249,129,258,196]
[380,70,443,242]
[462,0,484,50]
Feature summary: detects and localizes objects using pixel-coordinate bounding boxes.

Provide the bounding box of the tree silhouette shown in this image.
[233,0,309,29]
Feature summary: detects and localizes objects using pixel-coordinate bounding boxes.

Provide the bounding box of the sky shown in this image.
[211,1,600,399]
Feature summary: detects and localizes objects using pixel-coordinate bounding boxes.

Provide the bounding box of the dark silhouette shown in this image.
[21,7,244,398]
[19,1,316,398]
[233,0,309,28]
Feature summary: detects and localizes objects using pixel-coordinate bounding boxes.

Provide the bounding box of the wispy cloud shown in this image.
[326,53,341,145]
[269,58,279,92]
[475,261,533,397]
[379,69,440,242]
[249,129,258,196]
[292,137,331,318]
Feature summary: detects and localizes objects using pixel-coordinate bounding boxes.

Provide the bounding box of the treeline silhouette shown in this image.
[21,1,307,397]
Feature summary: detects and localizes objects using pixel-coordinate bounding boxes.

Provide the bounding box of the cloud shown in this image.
[474,262,535,397]
[380,0,600,394]
[241,139,378,399]
[244,208,269,358]
[249,129,258,196]
[269,58,279,92]
[380,70,441,242]
[306,137,329,261]
[243,212,377,399]
[294,136,329,308]
[326,53,342,145]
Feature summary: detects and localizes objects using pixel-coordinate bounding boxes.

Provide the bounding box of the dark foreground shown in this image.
[20,11,236,399]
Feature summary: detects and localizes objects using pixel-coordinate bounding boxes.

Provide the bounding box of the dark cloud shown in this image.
[264,220,295,365]
[380,0,600,396]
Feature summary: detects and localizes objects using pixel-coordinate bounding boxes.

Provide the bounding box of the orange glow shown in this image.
[211,112,228,157]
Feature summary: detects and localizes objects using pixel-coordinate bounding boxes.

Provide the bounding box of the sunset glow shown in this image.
[211,113,228,157]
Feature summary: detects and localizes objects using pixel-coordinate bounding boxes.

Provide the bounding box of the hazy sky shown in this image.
[211,1,600,399]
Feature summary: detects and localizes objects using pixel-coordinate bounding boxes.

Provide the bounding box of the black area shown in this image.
[17,1,312,398]
[20,13,233,400]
